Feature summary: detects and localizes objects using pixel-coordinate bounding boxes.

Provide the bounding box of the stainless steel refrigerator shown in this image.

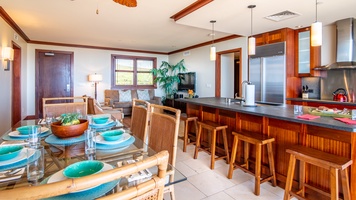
[248,42,286,104]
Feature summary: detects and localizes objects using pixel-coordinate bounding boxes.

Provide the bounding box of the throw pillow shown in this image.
[137,90,150,101]
[119,90,132,102]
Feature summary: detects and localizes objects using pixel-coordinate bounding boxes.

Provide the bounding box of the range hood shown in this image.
[314,18,356,70]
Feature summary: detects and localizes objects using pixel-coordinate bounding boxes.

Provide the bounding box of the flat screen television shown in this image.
[178,72,196,91]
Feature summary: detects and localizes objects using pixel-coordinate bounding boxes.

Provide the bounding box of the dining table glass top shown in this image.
[0,118,186,193]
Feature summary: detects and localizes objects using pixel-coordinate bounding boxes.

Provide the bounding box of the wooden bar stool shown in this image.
[227,131,276,196]
[284,145,352,200]
[179,114,198,152]
[194,120,230,170]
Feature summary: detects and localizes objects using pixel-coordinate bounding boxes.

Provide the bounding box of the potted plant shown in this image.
[151,59,187,103]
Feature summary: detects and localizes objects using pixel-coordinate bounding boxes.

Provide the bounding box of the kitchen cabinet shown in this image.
[255,28,287,46]
[164,98,187,113]
[294,27,321,77]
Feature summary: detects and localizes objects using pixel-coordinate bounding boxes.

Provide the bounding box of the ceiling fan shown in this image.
[113,0,137,7]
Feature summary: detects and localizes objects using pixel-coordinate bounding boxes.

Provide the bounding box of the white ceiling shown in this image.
[1,0,356,53]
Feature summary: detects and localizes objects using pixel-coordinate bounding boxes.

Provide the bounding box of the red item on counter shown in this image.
[297,114,321,120]
[334,118,356,125]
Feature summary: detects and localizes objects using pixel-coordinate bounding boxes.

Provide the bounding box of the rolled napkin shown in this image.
[0,167,25,183]
[334,118,356,125]
[297,114,321,120]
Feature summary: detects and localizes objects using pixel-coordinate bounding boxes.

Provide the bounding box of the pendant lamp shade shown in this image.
[248,5,256,55]
[210,46,216,61]
[311,0,322,46]
[248,37,256,55]
[209,20,216,61]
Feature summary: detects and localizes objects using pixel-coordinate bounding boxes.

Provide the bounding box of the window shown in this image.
[111,55,157,89]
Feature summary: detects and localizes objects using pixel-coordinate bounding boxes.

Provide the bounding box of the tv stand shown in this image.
[165,98,187,113]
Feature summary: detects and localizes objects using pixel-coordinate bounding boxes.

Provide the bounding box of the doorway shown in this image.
[215,48,242,98]
[35,50,74,118]
[12,42,21,126]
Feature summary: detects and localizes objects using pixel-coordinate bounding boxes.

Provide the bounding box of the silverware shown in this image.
[0,168,22,177]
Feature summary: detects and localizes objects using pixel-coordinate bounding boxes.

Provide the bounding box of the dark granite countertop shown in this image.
[176,97,356,132]
[286,98,356,106]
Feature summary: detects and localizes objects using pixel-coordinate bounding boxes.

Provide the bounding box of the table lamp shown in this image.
[88,73,103,100]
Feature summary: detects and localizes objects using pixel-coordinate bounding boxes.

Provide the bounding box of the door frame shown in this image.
[35,49,74,118]
[11,41,22,126]
[215,48,242,97]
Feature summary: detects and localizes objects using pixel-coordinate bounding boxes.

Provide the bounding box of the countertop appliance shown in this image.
[249,42,286,104]
[332,88,348,102]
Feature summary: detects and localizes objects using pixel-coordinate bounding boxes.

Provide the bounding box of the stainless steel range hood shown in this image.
[314,18,356,70]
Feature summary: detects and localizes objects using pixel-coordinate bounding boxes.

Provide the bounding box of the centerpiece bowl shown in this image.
[51,119,88,138]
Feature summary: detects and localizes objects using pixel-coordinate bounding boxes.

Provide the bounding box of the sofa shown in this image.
[104,89,162,115]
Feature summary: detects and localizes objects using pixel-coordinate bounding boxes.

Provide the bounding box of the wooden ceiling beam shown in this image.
[170,0,214,21]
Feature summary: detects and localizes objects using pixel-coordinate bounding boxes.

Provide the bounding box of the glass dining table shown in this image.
[0,118,187,198]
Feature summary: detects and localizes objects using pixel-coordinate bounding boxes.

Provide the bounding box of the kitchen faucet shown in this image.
[237,80,251,101]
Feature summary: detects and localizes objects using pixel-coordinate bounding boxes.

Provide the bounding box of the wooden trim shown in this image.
[168,35,241,55]
[29,40,168,55]
[170,0,214,21]
[0,7,30,41]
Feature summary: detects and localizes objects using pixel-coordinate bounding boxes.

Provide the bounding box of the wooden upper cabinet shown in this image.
[294,27,321,77]
[254,28,287,46]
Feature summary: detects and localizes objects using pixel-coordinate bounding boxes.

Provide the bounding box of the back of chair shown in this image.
[148,104,180,166]
[42,96,88,118]
[131,99,150,143]
[0,151,169,200]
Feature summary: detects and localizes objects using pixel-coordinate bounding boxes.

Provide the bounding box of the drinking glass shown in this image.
[298,105,303,114]
[85,129,96,158]
[293,105,299,114]
[27,145,44,185]
[45,113,53,127]
[28,125,41,147]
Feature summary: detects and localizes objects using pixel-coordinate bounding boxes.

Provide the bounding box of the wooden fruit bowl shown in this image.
[51,119,88,138]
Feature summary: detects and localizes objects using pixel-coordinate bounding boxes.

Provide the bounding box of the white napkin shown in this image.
[117,159,152,182]
[38,119,47,125]
[0,167,25,182]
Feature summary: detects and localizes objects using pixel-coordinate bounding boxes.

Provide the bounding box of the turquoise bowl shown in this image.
[63,160,104,179]
[93,117,109,124]
[100,130,124,141]
[0,145,24,161]
[16,125,38,135]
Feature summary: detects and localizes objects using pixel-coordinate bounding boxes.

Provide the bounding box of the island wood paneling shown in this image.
[186,102,355,199]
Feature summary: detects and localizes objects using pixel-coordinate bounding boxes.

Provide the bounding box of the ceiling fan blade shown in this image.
[113,0,137,7]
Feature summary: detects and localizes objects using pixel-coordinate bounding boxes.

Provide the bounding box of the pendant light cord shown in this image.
[248,5,256,37]
[315,0,318,22]
[210,20,216,46]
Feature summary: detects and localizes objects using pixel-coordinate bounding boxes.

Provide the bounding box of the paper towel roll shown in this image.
[245,85,255,106]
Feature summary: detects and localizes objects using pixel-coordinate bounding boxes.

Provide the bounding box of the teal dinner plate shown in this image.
[45,134,85,146]
[96,136,135,150]
[2,130,51,141]
[41,177,119,200]
[90,121,116,130]
[0,149,40,171]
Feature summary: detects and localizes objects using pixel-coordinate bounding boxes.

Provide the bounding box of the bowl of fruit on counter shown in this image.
[51,113,88,138]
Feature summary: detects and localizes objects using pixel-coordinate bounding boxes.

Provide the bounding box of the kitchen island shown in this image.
[176,97,355,198]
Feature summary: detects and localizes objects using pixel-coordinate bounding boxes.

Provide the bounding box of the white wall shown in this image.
[168,37,248,97]
[220,53,234,98]
[0,18,28,133]
[26,44,169,115]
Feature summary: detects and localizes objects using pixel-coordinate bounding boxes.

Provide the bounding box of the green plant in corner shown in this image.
[151,59,187,102]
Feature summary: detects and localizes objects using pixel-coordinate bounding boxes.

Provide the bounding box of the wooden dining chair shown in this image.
[148,104,181,200]
[0,150,169,200]
[42,96,88,118]
[130,99,150,143]
[87,96,124,121]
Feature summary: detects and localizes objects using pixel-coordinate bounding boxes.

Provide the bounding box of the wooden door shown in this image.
[12,42,21,126]
[35,50,74,118]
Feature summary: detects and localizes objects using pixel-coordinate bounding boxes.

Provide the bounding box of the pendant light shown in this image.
[311,0,322,46]
[210,20,216,61]
[248,5,256,55]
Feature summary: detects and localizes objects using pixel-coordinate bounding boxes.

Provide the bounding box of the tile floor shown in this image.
[165,140,288,200]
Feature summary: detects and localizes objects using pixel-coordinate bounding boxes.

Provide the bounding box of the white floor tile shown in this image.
[168,180,206,200]
[188,170,235,196]
[201,191,235,200]
[175,161,198,177]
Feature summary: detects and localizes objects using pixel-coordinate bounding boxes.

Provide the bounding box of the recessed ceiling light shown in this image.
[265,10,300,22]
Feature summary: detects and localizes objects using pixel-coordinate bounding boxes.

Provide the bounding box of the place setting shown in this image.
[2,125,51,141]
[94,129,135,150]
[89,116,118,131]
[40,160,119,200]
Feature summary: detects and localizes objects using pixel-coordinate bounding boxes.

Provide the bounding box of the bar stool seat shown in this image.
[284,145,352,200]
[227,131,276,196]
[194,120,230,169]
[179,114,198,152]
